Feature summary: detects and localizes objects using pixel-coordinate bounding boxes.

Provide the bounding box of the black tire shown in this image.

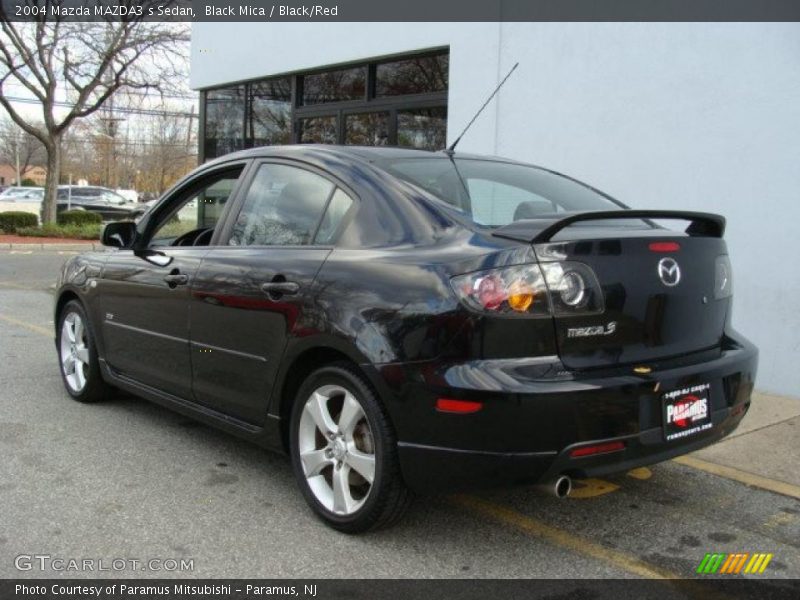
[56,300,111,403]
[289,362,412,533]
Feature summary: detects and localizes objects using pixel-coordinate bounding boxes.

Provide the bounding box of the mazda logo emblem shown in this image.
[658,257,681,287]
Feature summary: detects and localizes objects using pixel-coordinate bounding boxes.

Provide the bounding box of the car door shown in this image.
[189,160,356,424]
[97,163,248,399]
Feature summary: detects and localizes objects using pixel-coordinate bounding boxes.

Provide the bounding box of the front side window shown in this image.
[150,169,243,247]
[76,188,100,197]
[100,190,127,204]
[229,164,352,246]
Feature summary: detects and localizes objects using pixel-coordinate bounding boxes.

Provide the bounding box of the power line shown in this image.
[3,96,198,118]
[66,137,198,149]
[1,80,196,101]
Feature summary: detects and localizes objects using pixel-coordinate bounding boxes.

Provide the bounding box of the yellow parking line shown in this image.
[673,455,800,501]
[627,467,653,480]
[453,495,678,579]
[0,313,52,337]
[456,495,733,599]
[0,279,53,290]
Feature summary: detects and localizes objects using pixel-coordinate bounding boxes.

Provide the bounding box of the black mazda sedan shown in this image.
[54,146,757,532]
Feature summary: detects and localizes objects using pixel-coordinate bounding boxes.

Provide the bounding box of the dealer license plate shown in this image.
[662,383,712,441]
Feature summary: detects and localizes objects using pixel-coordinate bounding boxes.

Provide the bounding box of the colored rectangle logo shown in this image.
[697,552,773,575]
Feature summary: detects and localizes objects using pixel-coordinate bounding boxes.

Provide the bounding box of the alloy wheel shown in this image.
[60,312,89,393]
[297,384,376,516]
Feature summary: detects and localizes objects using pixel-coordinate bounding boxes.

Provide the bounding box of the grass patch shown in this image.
[15,223,102,240]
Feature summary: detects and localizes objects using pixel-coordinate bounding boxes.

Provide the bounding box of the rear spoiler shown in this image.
[493,210,726,244]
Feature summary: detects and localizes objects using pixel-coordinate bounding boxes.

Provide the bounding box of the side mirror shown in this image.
[101,221,137,249]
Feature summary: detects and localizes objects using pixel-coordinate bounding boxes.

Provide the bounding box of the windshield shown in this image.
[376,157,624,227]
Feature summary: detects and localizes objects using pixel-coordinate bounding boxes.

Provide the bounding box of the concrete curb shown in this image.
[2,242,98,251]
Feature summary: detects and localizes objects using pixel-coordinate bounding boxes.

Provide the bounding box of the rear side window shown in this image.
[316,189,354,244]
[229,164,352,246]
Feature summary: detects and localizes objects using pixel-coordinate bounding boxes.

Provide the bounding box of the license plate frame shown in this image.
[662,383,713,442]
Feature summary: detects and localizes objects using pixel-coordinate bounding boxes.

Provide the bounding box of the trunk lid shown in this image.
[495,211,730,370]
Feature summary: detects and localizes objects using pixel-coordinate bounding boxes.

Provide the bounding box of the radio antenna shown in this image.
[445,62,519,155]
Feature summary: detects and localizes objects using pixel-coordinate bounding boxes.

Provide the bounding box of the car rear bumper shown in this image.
[380,334,757,493]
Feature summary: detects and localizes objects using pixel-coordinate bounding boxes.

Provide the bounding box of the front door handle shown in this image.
[260,281,300,296]
[164,273,189,287]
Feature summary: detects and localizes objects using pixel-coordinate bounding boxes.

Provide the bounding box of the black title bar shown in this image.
[2,0,800,22]
[3,579,800,600]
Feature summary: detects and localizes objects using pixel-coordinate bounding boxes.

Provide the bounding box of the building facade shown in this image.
[191,23,800,397]
[0,164,46,186]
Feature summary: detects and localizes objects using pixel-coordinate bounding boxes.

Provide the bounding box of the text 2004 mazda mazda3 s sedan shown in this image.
[54,145,757,532]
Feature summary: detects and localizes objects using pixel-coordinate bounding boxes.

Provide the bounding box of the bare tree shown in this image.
[0,4,189,222]
[0,116,46,182]
[139,109,196,195]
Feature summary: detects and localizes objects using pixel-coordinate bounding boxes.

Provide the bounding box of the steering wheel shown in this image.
[172,228,204,247]
[193,228,214,246]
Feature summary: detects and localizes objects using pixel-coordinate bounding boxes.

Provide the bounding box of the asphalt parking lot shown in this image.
[0,247,798,583]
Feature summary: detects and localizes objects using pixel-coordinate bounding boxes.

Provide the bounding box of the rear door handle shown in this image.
[260,281,300,296]
[164,273,189,287]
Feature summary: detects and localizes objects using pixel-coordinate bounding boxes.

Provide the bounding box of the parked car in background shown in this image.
[114,189,140,203]
[0,186,44,201]
[0,187,43,223]
[56,186,147,221]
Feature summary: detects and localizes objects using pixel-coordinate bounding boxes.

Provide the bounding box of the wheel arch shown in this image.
[54,288,106,357]
[271,340,393,453]
[54,289,82,326]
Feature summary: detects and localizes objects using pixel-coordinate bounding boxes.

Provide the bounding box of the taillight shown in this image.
[451,262,604,316]
[714,255,733,299]
[451,263,550,316]
[541,262,604,315]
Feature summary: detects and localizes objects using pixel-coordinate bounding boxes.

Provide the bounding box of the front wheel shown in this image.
[57,300,110,403]
[289,364,412,533]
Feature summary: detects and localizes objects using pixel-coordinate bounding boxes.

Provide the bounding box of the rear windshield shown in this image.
[376,157,625,228]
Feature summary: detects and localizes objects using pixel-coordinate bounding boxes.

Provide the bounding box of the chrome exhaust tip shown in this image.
[536,475,572,498]
[554,475,572,498]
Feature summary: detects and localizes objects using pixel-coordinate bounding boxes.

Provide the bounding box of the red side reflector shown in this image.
[649,242,681,252]
[569,441,625,458]
[436,398,483,414]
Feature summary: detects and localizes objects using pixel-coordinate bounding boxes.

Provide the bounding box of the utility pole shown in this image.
[186,104,194,150]
[14,128,21,185]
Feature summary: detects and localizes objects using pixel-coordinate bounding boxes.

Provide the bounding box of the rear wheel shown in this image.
[289,363,412,532]
[57,300,110,403]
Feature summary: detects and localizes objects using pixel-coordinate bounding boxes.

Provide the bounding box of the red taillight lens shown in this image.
[649,242,681,252]
[569,441,625,458]
[451,262,603,316]
[452,263,548,316]
[436,398,483,414]
[476,275,505,310]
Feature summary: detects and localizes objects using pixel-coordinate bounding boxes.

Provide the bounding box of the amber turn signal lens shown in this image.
[508,291,534,312]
